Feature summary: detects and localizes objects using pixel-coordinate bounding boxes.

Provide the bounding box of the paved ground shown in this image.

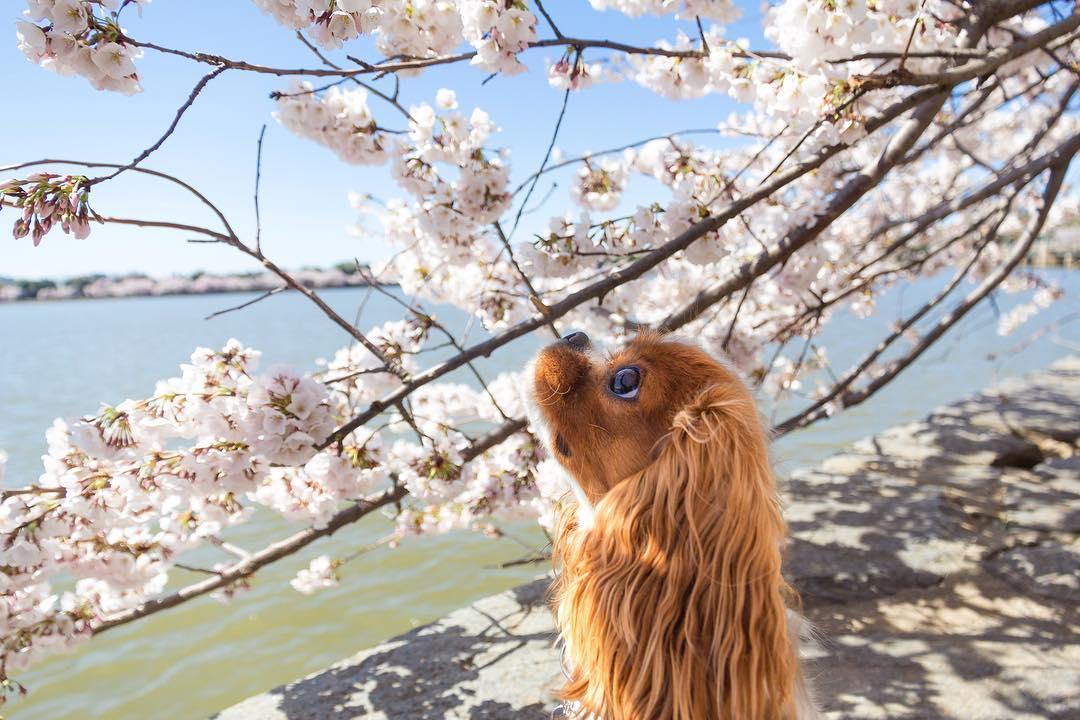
[218,357,1080,719]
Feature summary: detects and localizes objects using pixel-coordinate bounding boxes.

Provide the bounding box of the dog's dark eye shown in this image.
[609,366,641,399]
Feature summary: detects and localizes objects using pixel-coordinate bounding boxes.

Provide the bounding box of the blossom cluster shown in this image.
[459,0,538,74]
[547,50,605,91]
[571,156,631,212]
[361,90,530,329]
[1,341,338,677]
[253,0,464,56]
[274,82,390,165]
[251,0,543,73]
[997,286,1062,337]
[1,173,99,245]
[589,0,739,21]
[0,318,569,684]
[290,555,340,594]
[17,0,145,93]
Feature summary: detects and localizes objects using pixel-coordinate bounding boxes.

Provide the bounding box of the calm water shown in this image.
[2,272,1077,719]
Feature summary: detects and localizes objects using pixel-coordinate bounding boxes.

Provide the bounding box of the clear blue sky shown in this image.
[2,2,766,280]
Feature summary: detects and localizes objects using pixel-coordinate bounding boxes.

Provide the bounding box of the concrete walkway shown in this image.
[218,357,1080,719]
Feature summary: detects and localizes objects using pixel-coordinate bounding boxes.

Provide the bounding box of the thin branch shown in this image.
[174,563,221,576]
[296,31,415,122]
[204,286,285,320]
[898,0,929,72]
[124,37,478,78]
[509,128,721,197]
[90,67,227,185]
[238,247,410,381]
[493,221,560,339]
[695,16,710,55]
[509,87,571,239]
[1,486,65,500]
[90,213,231,241]
[495,552,552,570]
[210,537,253,560]
[827,48,984,63]
[534,0,564,39]
[253,124,267,254]
[721,282,753,350]
[120,29,796,84]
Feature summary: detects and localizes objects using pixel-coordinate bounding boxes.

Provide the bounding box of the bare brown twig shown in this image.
[90,67,227,185]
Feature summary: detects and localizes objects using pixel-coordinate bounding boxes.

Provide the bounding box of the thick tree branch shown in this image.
[853,15,1080,90]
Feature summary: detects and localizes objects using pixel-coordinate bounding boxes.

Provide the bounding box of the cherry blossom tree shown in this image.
[2,0,1078,702]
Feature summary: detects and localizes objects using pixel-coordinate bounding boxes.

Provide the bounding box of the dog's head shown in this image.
[530,330,746,500]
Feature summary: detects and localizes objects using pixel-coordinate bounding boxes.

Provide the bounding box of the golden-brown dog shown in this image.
[528,331,815,720]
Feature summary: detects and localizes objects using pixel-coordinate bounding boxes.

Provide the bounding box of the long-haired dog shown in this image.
[527,331,816,720]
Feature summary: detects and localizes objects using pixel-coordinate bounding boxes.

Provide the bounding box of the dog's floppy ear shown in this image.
[553,384,800,719]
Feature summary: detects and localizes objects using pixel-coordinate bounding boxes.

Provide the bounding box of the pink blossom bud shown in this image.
[37,198,57,221]
[71,215,91,239]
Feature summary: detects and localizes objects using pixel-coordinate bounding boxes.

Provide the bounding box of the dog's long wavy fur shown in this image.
[531,333,815,720]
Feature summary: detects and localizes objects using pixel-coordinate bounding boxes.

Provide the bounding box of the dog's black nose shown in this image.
[561,331,590,351]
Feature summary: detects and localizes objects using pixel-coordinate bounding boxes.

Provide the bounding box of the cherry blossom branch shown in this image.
[1,159,238,239]
[7,1,1075,676]
[767,199,1016,342]
[118,27,796,84]
[92,485,406,633]
[849,131,1080,277]
[319,83,956,448]
[92,418,528,634]
[658,86,953,332]
[852,15,1080,90]
[776,161,1070,434]
[0,160,405,380]
[775,221,1006,434]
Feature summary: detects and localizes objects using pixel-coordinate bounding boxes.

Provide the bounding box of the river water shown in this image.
[2,270,1076,719]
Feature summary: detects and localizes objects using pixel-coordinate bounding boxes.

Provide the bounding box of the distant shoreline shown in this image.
[0,266,385,304]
